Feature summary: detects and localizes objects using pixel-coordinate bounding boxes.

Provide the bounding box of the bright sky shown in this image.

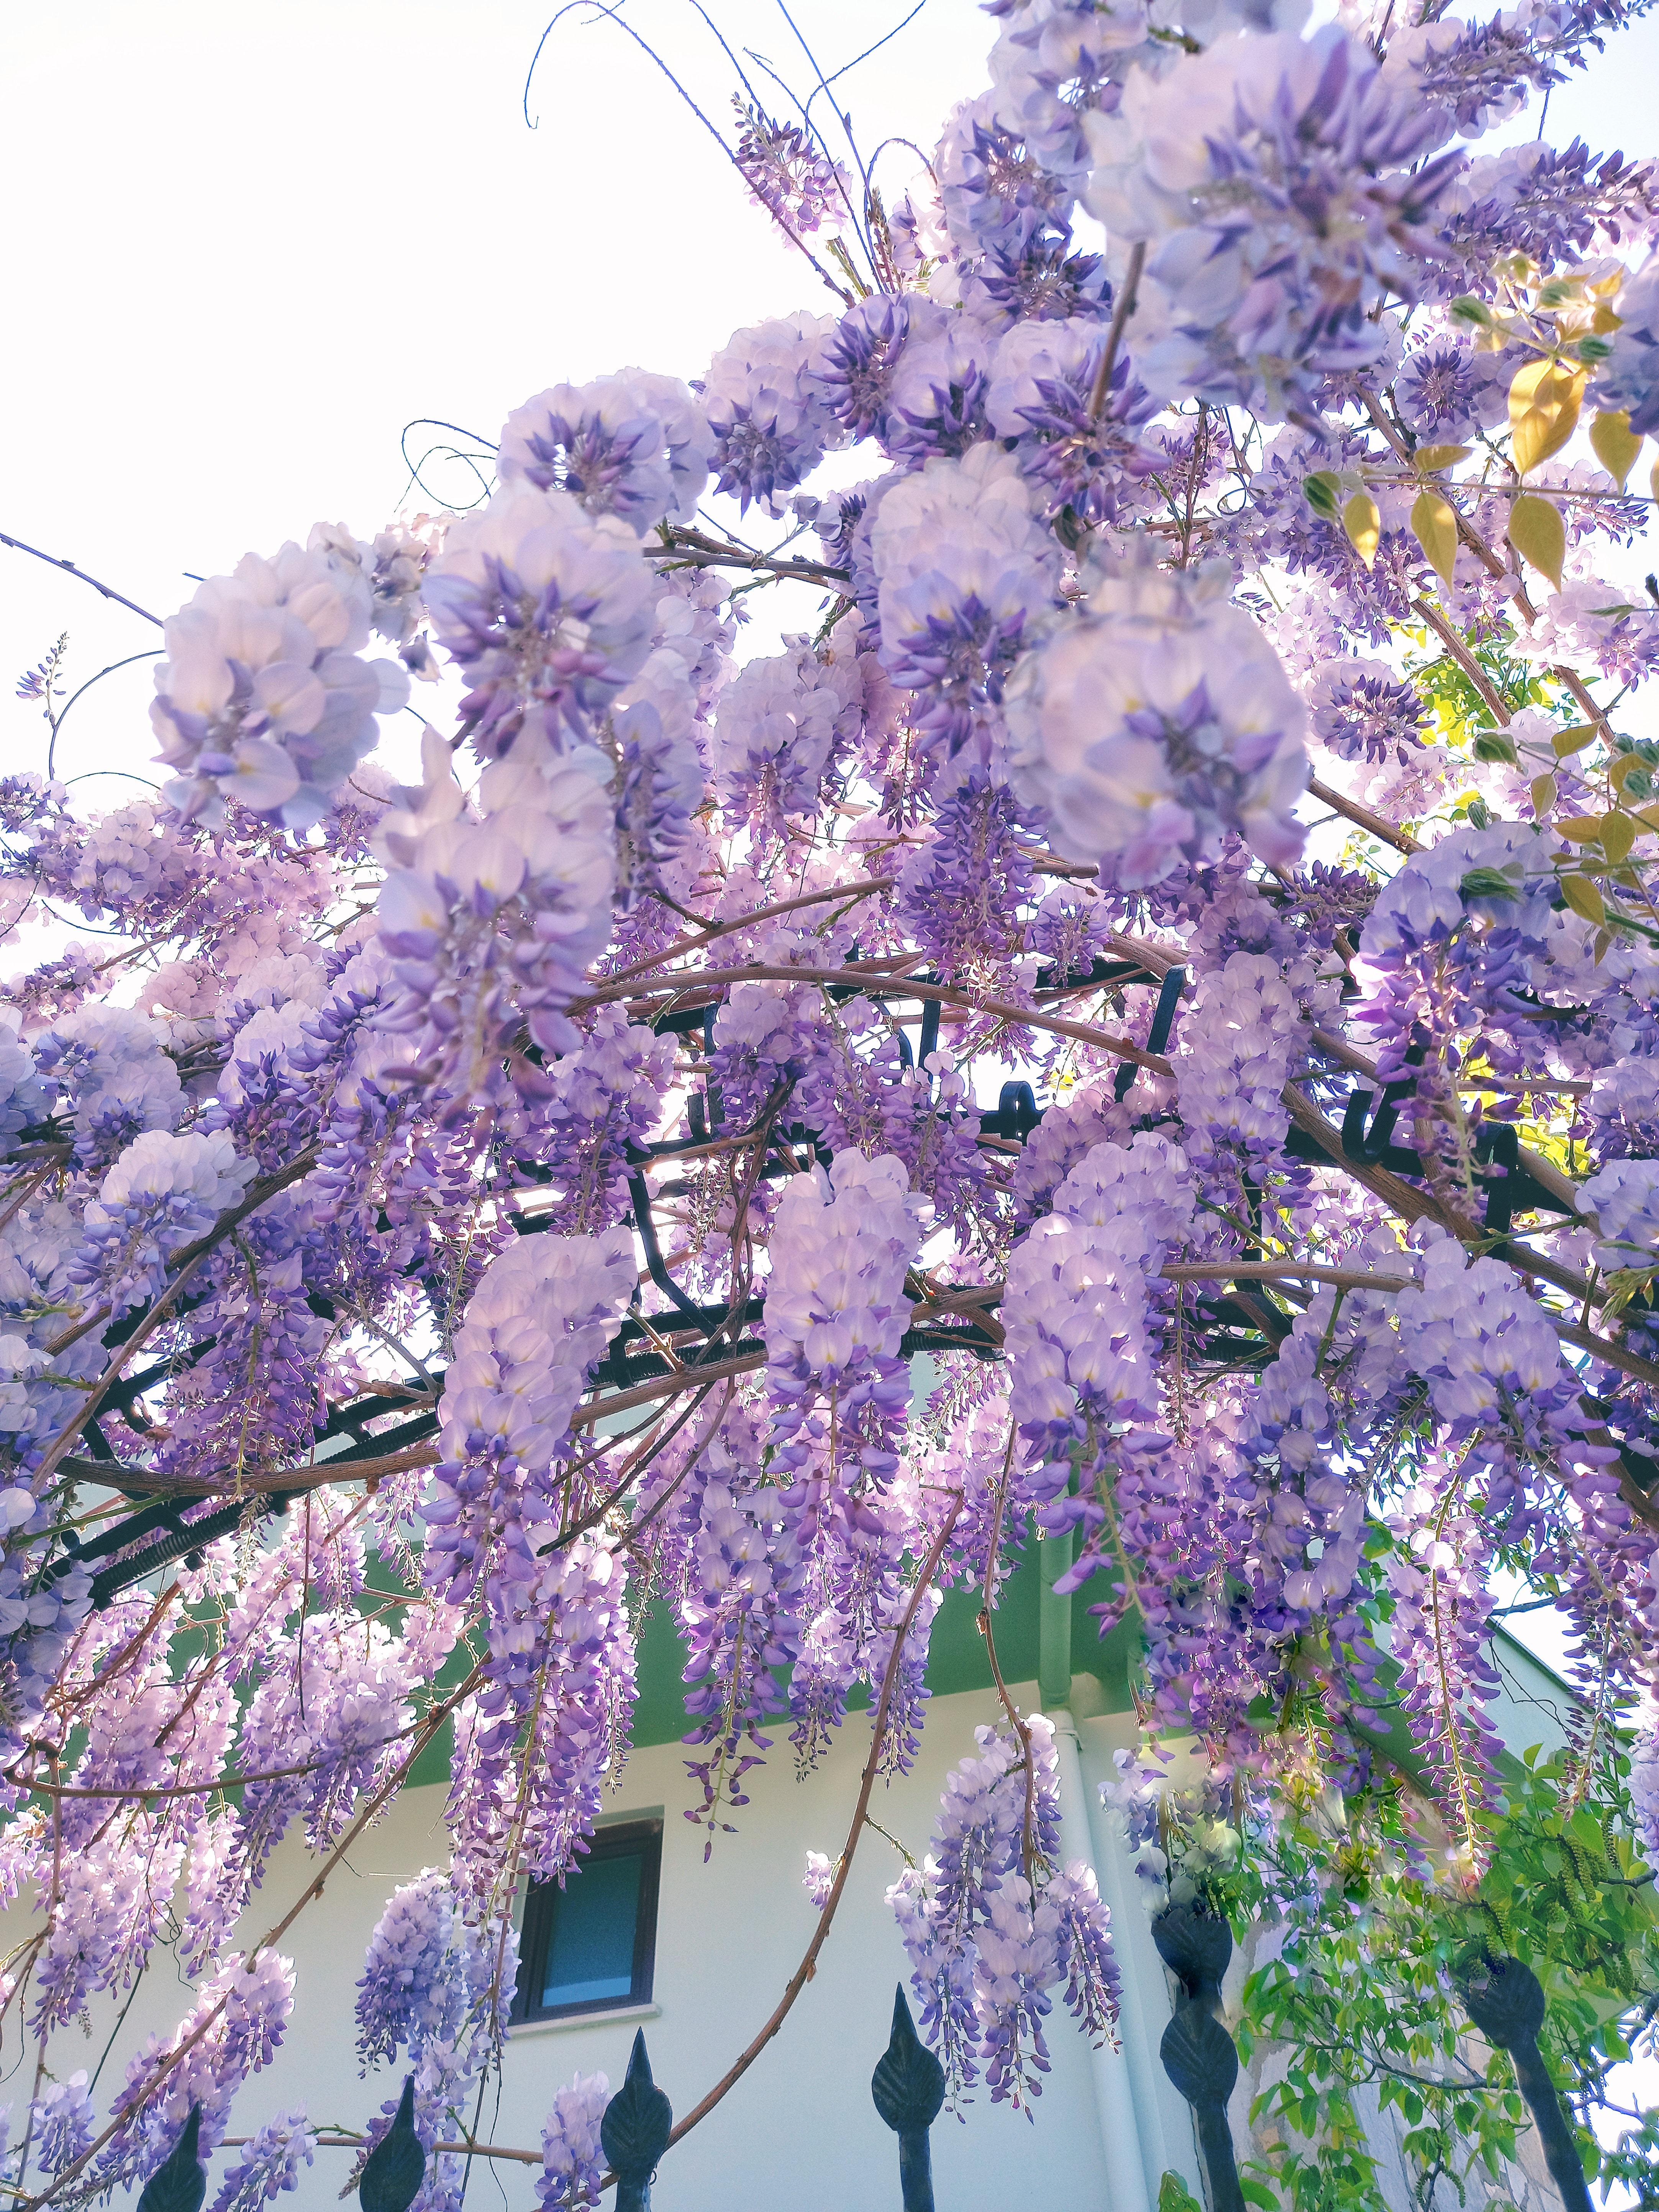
[0,0,989,796]
[5,1,1659,793]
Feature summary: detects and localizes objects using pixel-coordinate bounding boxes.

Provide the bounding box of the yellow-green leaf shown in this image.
[1552,723,1597,757]
[1590,409,1644,490]
[1509,492,1566,587]
[1562,874,1607,926]
[1413,442,1474,473]
[1410,488,1459,584]
[1509,356,1587,476]
[1343,491,1381,569]
[1603,811,1638,864]
[1611,751,1646,791]
[1531,773,1559,817]
[1556,814,1607,843]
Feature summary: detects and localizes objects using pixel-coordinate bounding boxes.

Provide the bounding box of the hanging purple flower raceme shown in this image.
[93,1949,297,2191]
[208,2109,316,2212]
[887,1715,1118,2109]
[536,2072,610,2210]
[698,313,844,515]
[985,317,1162,527]
[1084,25,1464,409]
[897,775,1034,987]
[1308,658,1429,765]
[423,1228,636,1608]
[508,1004,674,1236]
[148,540,411,828]
[937,92,1077,259]
[497,372,711,533]
[761,1150,929,1778]
[1008,548,1308,887]
[734,103,853,239]
[1384,1459,1508,1853]
[871,443,1061,774]
[711,631,863,826]
[28,2072,94,2176]
[374,730,618,1095]
[422,487,656,762]
[68,1130,254,1321]
[1005,1133,1193,1600]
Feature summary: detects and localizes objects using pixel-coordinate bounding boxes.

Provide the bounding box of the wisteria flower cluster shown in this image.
[3,0,1659,2193]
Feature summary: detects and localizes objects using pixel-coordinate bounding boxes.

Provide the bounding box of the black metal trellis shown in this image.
[126,1992,948,2210]
[48,942,1590,1608]
[1154,1904,1246,2212]
[870,1985,946,2212]
[1459,1956,1594,2212]
[601,2032,674,2212]
[133,2105,203,2212]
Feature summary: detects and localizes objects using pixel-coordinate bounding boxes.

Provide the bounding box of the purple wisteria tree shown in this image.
[5,0,1659,2201]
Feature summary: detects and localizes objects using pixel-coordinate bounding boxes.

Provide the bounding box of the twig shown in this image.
[647,1494,964,2165]
[1087,241,1147,419]
[23,1661,487,2211]
[0,531,163,629]
[1306,775,1423,856]
[602,875,895,987]
[31,1148,321,1484]
[588,961,1171,1076]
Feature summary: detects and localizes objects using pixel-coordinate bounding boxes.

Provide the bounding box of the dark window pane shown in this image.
[541,1850,644,2008]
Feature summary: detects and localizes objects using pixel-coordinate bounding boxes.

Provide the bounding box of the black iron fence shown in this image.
[128,1945,1590,2209]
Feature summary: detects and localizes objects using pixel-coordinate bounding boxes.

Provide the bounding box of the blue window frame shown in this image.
[512,1819,662,2023]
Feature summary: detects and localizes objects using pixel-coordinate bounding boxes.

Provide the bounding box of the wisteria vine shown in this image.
[5,0,1659,2200]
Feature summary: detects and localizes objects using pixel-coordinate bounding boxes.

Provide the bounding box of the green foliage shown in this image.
[1158,2175,1205,2212]
[1400,619,1562,738]
[1208,1738,1659,2210]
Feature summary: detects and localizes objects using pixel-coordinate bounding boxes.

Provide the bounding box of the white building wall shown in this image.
[0,1681,1185,2211]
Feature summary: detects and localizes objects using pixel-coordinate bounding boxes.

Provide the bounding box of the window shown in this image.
[512,1819,662,2023]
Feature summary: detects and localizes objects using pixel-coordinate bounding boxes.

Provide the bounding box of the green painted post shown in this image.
[1038,1527,1074,1710]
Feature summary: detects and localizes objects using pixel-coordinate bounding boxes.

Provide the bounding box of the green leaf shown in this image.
[1410,486,1460,584]
[1303,471,1341,520]
[1561,874,1608,926]
[1239,2183,1279,2210]
[1158,2176,1205,2212]
[1509,493,1566,587]
[1451,294,1497,326]
[1459,865,1521,901]
[1509,357,1586,475]
[1471,728,1517,764]
[1590,409,1644,490]
[1343,490,1381,568]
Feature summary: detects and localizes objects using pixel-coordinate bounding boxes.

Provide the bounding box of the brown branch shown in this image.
[53,1439,439,1500]
[649,1494,964,2164]
[974,1429,1034,1881]
[1162,1261,1415,1291]
[1088,240,1147,419]
[651,525,848,589]
[588,962,1170,1075]
[601,876,895,987]
[1411,598,1515,728]
[23,1660,487,2212]
[575,1348,768,1427]
[33,1147,321,1484]
[1307,775,1423,856]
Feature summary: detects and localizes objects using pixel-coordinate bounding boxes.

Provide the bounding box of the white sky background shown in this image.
[3,0,1659,791]
[5,1,1659,2184]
